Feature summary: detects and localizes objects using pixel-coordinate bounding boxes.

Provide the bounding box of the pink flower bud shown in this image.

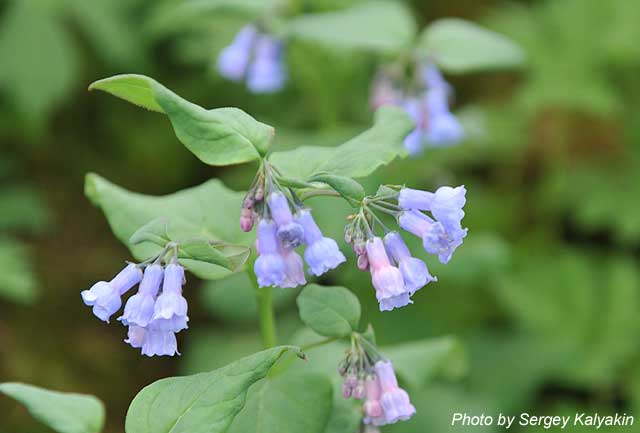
[352,381,366,399]
[240,208,254,232]
[357,254,369,271]
[254,186,264,201]
[342,381,353,399]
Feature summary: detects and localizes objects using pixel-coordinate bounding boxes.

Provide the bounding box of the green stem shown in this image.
[248,260,277,348]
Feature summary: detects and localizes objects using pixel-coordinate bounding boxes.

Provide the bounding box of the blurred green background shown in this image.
[2,0,640,432]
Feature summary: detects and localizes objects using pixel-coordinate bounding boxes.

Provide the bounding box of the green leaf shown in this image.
[382,336,466,389]
[129,217,170,245]
[297,284,361,338]
[269,106,413,179]
[309,173,365,203]
[227,373,332,433]
[0,382,105,433]
[89,74,275,164]
[125,346,301,433]
[0,1,77,126]
[84,173,251,280]
[420,18,525,73]
[0,238,38,304]
[285,2,417,53]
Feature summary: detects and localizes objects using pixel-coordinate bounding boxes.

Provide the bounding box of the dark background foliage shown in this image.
[1,0,639,432]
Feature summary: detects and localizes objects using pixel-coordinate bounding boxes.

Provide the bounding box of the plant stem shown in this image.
[248,259,277,348]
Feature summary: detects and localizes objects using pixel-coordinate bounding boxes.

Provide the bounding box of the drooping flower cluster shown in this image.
[241,162,346,288]
[345,184,467,311]
[217,25,287,94]
[81,256,188,357]
[371,61,464,155]
[339,333,415,428]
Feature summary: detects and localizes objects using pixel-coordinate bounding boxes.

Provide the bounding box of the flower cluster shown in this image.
[345,184,467,311]
[241,162,346,288]
[216,25,287,94]
[81,254,188,357]
[371,61,464,155]
[339,333,415,429]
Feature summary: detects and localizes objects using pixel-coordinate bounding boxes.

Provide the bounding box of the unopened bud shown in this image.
[353,242,366,256]
[337,360,348,376]
[342,381,352,399]
[254,186,264,202]
[240,208,254,232]
[352,381,366,399]
[344,227,352,244]
[243,195,255,210]
[345,374,358,388]
[357,254,369,271]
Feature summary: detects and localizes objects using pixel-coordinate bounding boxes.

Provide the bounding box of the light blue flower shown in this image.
[383,231,435,294]
[81,263,142,322]
[141,324,179,357]
[268,192,304,249]
[366,237,410,311]
[247,35,286,93]
[217,25,257,82]
[119,264,163,327]
[297,210,346,276]
[399,185,467,235]
[152,263,188,333]
[254,219,286,287]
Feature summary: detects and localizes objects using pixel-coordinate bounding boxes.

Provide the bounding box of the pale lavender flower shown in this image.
[279,246,306,288]
[423,70,464,146]
[268,192,304,249]
[81,263,142,322]
[398,210,466,264]
[384,231,435,294]
[141,322,179,357]
[375,361,416,424]
[247,35,286,94]
[151,263,188,333]
[366,237,410,311]
[119,264,163,327]
[254,219,286,287]
[297,210,346,276]
[217,25,257,82]
[399,185,466,232]
[363,376,386,426]
[125,325,146,348]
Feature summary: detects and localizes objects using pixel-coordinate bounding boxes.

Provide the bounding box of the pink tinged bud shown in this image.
[374,361,416,424]
[352,381,366,400]
[357,254,369,271]
[342,382,353,399]
[254,186,264,201]
[240,208,254,232]
[363,377,385,426]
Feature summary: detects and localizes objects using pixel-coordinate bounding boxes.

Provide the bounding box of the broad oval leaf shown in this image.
[297,284,361,338]
[85,173,251,280]
[269,105,413,179]
[0,382,105,433]
[420,18,525,73]
[89,74,274,164]
[125,346,301,433]
[285,2,417,53]
[227,372,333,433]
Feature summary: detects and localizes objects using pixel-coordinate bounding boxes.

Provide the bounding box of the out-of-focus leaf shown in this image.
[0,382,105,433]
[84,173,251,280]
[420,18,525,73]
[493,247,640,387]
[269,106,413,179]
[297,284,361,338]
[125,346,301,433]
[285,2,416,53]
[0,238,38,304]
[200,271,296,323]
[382,336,466,389]
[0,1,77,126]
[227,373,332,433]
[89,74,274,164]
[0,185,49,233]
